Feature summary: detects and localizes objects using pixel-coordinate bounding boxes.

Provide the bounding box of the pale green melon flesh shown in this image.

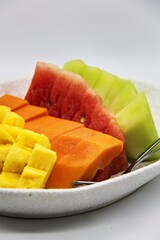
[116,92,160,159]
[81,66,101,88]
[104,78,131,108]
[63,59,86,74]
[109,81,138,114]
[93,70,116,99]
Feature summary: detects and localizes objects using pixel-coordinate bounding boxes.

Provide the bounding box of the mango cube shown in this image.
[28,144,57,175]
[0,172,20,188]
[16,166,48,189]
[0,125,15,144]
[3,143,31,173]
[2,124,23,140]
[2,111,25,128]
[0,144,12,172]
[0,106,11,123]
[15,129,51,150]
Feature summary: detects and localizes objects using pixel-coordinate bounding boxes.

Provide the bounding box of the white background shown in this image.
[0,0,160,239]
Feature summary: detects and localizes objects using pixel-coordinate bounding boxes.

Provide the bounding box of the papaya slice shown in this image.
[14,105,48,121]
[25,115,60,131]
[0,94,28,111]
[51,127,97,160]
[46,133,123,188]
[38,119,83,142]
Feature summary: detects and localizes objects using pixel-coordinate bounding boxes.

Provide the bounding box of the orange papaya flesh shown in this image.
[38,119,83,139]
[14,105,48,121]
[51,127,97,160]
[25,115,60,131]
[0,94,28,111]
[46,133,123,188]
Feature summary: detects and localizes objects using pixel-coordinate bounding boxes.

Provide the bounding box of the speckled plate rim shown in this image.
[0,78,159,218]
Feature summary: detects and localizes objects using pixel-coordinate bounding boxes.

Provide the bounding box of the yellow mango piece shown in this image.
[0,144,12,172]
[3,143,31,173]
[16,129,51,150]
[0,125,15,144]
[28,144,57,176]
[2,111,25,128]
[16,166,47,189]
[0,172,20,188]
[2,124,23,140]
[0,106,11,123]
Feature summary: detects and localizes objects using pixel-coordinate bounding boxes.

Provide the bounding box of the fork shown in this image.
[73,138,160,187]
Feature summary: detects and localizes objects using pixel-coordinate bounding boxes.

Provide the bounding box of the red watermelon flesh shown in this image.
[25,62,59,109]
[48,70,73,118]
[89,103,112,133]
[60,74,88,120]
[73,88,102,127]
[25,62,128,181]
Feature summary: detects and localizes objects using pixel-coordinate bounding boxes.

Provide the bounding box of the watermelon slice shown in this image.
[25,62,59,109]
[49,70,74,118]
[72,88,102,127]
[60,73,88,120]
[25,62,128,181]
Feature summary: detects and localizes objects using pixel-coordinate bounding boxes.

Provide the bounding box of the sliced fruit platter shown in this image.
[0,59,160,218]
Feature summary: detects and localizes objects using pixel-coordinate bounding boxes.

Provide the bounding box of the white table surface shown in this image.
[0,0,160,239]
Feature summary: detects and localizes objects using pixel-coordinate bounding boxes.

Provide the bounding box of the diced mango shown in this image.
[2,112,25,128]
[27,144,56,176]
[0,125,15,144]
[0,114,57,189]
[3,143,31,173]
[16,166,48,189]
[2,124,23,140]
[15,129,51,150]
[0,144,12,172]
[0,106,11,123]
[0,172,20,188]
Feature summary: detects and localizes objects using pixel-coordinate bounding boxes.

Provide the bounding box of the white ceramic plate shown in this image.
[0,78,160,219]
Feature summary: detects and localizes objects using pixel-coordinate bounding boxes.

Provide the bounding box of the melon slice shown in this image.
[116,92,160,159]
[63,59,86,74]
[109,81,138,114]
[25,62,128,180]
[94,70,116,99]
[104,78,131,108]
[81,65,101,88]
